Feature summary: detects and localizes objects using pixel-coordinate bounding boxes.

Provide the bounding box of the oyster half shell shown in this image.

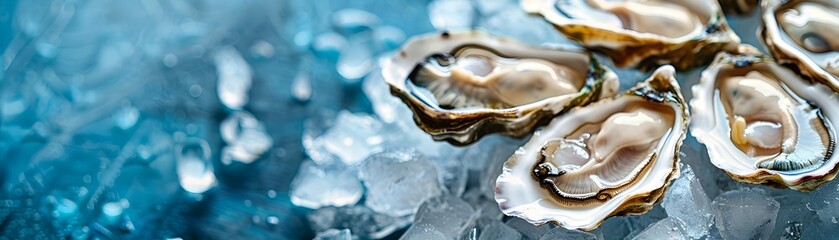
[382,30,619,145]
[691,46,839,191]
[494,65,688,230]
[761,0,839,92]
[521,0,740,70]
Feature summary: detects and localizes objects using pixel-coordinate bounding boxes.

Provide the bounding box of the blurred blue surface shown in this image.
[0,0,443,239]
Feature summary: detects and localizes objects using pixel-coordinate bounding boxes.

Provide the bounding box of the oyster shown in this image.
[381,30,619,145]
[494,65,688,230]
[521,0,740,70]
[761,0,839,92]
[691,46,839,191]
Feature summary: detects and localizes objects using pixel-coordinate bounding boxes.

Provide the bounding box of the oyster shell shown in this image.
[494,65,688,230]
[381,30,619,145]
[521,0,740,70]
[691,46,839,191]
[761,0,839,92]
[719,0,758,14]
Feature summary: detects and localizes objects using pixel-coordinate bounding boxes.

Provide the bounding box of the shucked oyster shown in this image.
[494,65,688,230]
[691,46,839,191]
[381,30,619,145]
[761,0,839,92]
[521,0,740,70]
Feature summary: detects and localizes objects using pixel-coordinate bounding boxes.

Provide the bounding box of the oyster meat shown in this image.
[762,0,839,92]
[691,46,839,191]
[494,65,688,230]
[521,0,740,70]
[382,30,619,145]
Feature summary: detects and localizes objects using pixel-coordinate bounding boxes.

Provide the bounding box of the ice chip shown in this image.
[631,218,688,240]
[175,138,216,194]
[540,227,596,240]
[712,188,780,240]
[359,149,443,217]
[662,164,713,239]
[214,47,252,110]
[290,160,363,209]
[219,111,273,164]
[308,205,411,239]
[314,229,352,240]
[428,0,475,30]
[401,194,476,239]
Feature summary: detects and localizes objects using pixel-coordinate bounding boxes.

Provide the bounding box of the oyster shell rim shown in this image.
[689,47,839,191]
[494,65,688,230]
[381,30,619,145]
[760,0,839,93]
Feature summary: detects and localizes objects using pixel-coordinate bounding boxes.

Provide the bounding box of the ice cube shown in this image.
[807,177,839,223]
[359,149,443,217]
[214,47,252,110]
[712,188,779,240]
[175,138,216,194]
[430,154,467,196]
[308,205,411,239]
[661,164,713,239]
[314,229,352,240]
[540,228,596,240]
[330,8,380,35]
[304,111,386,166]
[289,160,363,209]
[427,0,475,30]
[219,111,273,164]
[478,219,521,240]
[401,194,476,239]
[505,217,552,240]
[462,188,503,220]
[631,218,688,240]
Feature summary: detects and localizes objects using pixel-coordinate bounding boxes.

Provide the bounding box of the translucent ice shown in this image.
[337,41,374,81]
[176,138,216,194]
[477,2,568,45]
[331,9,380,35]
[214,47,252,110]
[401,194,476,240]
[505,217,552,240]
[662,164,713,239]
[540,228,596,240]
[359,149,443,217]
[219,111,273,164]
[372,26,406,51]
[291,69,312,102]
[712,188,779,240]
[632,218,688,240]
[430,154,467,196]
[308,205,411,239]
[807,177,839,223]
[290,160,363,209]
[478,219,521,240]
[312,32,349,61]
[113,102,139,130]
[314,229,352,240]
[304,111,386,166]
[428,0,475,30]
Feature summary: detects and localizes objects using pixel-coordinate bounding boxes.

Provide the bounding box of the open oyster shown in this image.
[761,0,839,92]
[691,46,839,191]
[494,65,688,230]
[381,30,619,145]
[521,0,740,70]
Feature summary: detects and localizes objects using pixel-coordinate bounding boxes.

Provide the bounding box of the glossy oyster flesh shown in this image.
[381,30,619,145]
[494,65,688,230]
[521,0,740,70]
[691,48,839,191]
[762,0,839,91]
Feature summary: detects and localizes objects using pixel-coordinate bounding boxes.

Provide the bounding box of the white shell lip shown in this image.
[380,30,619,145]
[494,65,688,230]
[690,48,839,191]
[761,0,839,92]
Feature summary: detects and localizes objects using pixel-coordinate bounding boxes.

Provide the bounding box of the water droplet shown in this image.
[250,40,275,59]
[114,103,140,130]
[337,42,374,82]
[163,54,178,67]
[189,84,203,97]
[267,190,277,198]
